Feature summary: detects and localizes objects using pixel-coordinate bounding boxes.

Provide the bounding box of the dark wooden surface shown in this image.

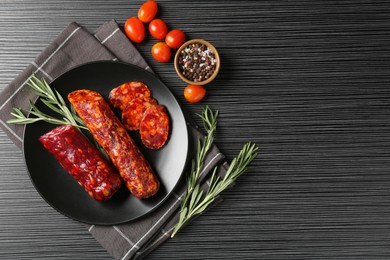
[1,0,390,259]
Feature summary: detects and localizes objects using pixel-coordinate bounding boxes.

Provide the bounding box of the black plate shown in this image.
[23,61,188,225]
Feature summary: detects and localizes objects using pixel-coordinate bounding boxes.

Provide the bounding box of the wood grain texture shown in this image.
[1,0,390,259]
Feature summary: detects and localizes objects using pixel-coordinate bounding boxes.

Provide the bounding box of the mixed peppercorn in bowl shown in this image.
[174,39,220,85]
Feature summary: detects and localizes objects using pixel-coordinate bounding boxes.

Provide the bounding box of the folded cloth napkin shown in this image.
[0,20,228,259]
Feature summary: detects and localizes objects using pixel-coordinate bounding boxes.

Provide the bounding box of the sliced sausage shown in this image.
[39,125,122,201]
[139,105,170,150]
[108,81,151,110]
[68,90,160,199]
[122,97,157,131]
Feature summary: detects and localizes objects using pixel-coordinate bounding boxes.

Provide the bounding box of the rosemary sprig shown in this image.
[171,108,258,237]
[7,74,109,158]
[7,74,87,130]
[180,106,218,212]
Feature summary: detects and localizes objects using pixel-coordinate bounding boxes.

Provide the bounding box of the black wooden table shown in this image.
[1,1,390,259]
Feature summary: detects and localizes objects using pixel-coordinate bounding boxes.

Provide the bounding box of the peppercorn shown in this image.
[178,43,217,83]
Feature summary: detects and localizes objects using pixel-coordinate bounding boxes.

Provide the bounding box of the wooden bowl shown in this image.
[174,39,220,85]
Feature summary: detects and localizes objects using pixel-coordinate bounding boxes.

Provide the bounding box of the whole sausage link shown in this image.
[68,90,160,199]
[39,124,122,201]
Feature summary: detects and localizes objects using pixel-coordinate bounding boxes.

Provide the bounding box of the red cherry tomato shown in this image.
[149,19,168,40]
[165,29,186,49]
[184,85,206,103]
[124,17,145,43]
[151,42,171,63]
[138,0,158,23]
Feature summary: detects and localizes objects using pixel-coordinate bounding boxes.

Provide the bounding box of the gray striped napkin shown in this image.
[0,20,228,259]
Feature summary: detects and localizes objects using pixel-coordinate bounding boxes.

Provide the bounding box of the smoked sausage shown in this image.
[39,125,122,201]
[68,90,160,198]
[122,97,157,131]
[108,81,151,110]
[139,105,170,150]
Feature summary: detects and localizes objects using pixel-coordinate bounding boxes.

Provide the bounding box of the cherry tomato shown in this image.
[138,0,158,23]
[124,17,145,43]
[165,29,186,49]
[184,85,206,103]
[151,42,171,63]
[149,19,168,40]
